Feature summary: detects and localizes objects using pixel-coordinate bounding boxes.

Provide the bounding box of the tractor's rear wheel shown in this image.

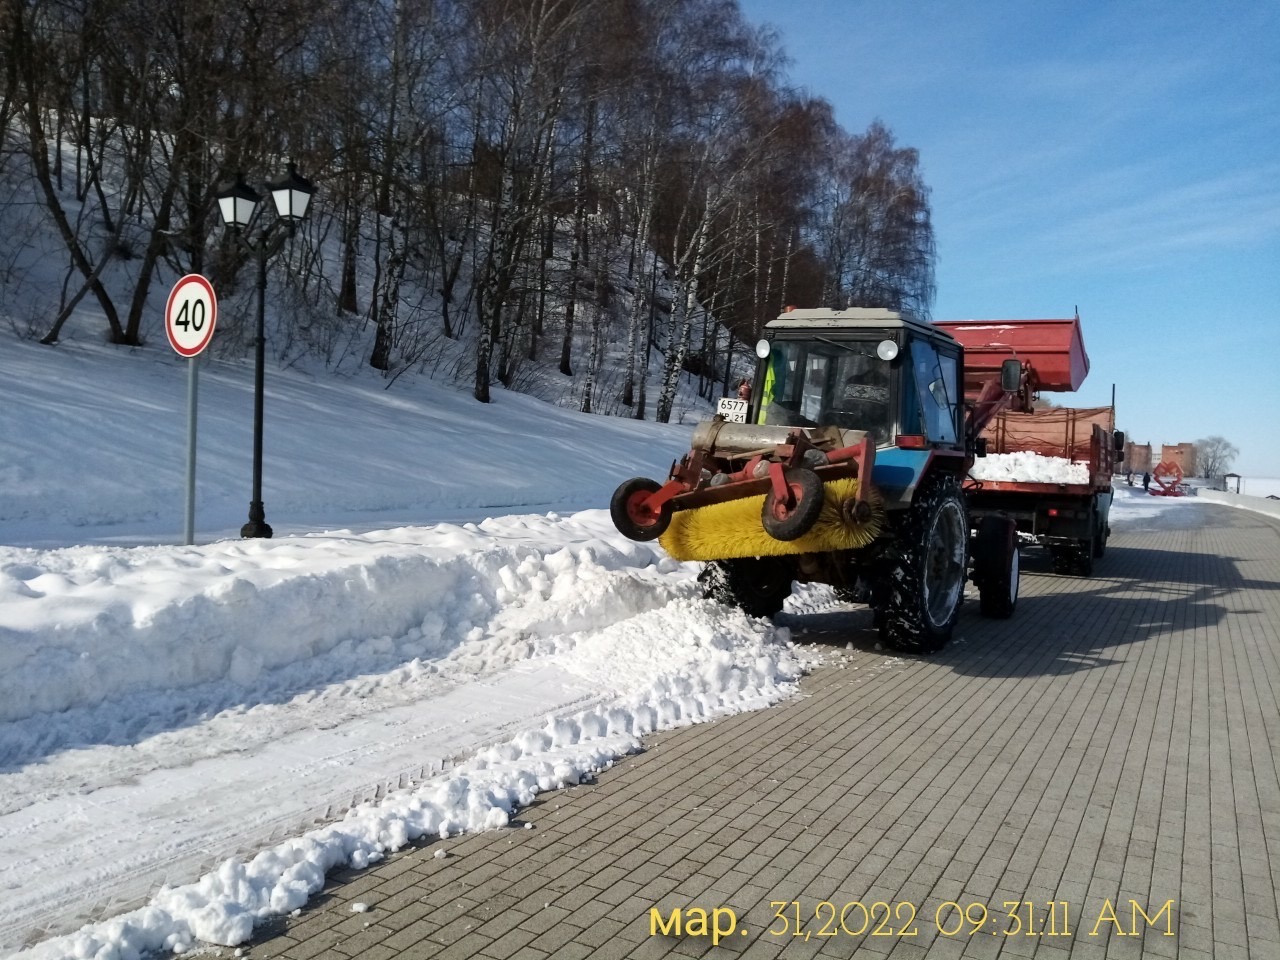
[878,474,969,654]
[609,477,671,541]
[761,467,824,541]
[699,558,793,619]
[973,517,1019,619]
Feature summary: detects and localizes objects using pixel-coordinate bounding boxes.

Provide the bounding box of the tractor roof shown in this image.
[766,308,955,344]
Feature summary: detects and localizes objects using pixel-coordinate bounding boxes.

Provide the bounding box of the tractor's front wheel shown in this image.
[878,474,969,654]
[699,558,793,619]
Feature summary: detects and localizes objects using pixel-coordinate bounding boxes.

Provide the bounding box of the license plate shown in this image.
[717,398,748,423]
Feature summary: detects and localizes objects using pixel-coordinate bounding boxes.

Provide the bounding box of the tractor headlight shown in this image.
[876,339,899,361]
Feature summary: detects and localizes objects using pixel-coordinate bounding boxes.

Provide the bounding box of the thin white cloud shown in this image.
[953,163,1280,275]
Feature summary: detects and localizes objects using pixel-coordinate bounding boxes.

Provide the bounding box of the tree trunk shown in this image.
[559,105,595,377]
[122,175,179,343]
[656,206,709,422]
[338,193,360,314]
[25,96,125,342]
[581,251,607,414]
[621,187,653,408]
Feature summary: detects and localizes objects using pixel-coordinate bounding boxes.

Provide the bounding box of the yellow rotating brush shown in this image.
[659,477,884,562]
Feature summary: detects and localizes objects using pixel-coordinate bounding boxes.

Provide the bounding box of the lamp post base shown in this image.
[241,503,273,539]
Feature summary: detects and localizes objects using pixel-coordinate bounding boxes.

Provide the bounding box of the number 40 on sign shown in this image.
[165,274,217,356]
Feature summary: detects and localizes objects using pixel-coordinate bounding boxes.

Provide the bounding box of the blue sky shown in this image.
[738,0,1280,476]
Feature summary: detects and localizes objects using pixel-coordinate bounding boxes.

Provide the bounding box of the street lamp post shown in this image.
[215,163,316,539]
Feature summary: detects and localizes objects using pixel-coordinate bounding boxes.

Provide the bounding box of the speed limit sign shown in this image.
[165,274,218,357]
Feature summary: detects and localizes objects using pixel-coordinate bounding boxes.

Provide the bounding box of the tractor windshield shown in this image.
[756,338,893,443]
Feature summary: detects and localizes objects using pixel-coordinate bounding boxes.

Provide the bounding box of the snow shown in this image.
[0,338,1206,959]
[968,451,1090,484]
[1235,476,1280,498]
[0,337,698,549]
[1107,483,1205,524]
[0,338,818,958]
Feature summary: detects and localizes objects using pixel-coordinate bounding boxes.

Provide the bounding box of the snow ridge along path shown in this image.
[0,510,816,957]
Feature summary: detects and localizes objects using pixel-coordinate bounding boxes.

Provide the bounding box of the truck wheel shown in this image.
[1050,544,1073,574]
[879,474,969,653]
[699,558,793,618]
[1075,539,1094,576]
[1091,525,1107,558]
[609,477,671,541]
[1052,541,1093,576]
[761,467,824,541]
[974,517,1019,619]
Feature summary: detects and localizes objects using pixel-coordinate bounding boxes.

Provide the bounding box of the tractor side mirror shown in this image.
[1113,430,1125,451]
[1000,358,1022,392]
[975,437,988,458]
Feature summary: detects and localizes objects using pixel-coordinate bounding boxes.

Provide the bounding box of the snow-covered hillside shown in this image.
[0,335,712,548]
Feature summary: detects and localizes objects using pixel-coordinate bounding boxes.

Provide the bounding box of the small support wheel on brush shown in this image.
[761,467,824,541]
[610,477,671,541]
[973,517,1019,619]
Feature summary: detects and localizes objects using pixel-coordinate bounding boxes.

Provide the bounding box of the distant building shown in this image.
[1162,443,1198,477]
[1125,441,1153,473]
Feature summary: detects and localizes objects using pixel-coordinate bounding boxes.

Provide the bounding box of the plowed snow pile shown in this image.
[968,451,1089,484]
[1,512,815,957]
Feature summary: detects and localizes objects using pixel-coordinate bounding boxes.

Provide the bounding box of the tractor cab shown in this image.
[740,308,964,452]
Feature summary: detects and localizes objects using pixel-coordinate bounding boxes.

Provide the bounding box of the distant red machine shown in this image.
[1149,461,1185,497]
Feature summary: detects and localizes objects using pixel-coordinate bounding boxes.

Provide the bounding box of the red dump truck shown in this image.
[936,318,1123,576]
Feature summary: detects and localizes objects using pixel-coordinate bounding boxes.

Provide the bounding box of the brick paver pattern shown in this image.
[241,503,1280,959]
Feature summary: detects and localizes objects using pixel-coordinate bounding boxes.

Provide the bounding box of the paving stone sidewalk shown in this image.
[241,502,1280,959]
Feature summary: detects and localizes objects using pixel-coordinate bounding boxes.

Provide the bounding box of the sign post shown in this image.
[165,275,218,545]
